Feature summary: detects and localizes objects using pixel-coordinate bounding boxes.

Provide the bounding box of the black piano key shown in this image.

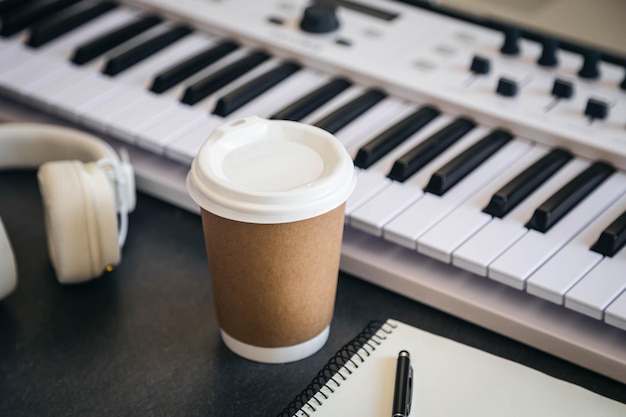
[0,0,36,16]
[313,88,386,134]
[27,1,117,48]
[526,161,615,233]
[354,106,440,169]
[103,25,193,76]
[590,210,626,257]
[270,77,351,121]
[1,0,81,37]
[149,40,239,94]
[425,129,513,196]
[102,26,192,76]
[71,14,162,65]
[181,50,270,105]
[483,148,572,218]
[213,61,301,117]
[387,117,476,183]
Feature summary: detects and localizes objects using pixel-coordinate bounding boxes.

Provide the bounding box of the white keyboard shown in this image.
[1,0,625,383]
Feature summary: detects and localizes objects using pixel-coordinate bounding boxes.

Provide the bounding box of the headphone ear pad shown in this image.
[0,217,17,299]
[37,161,120,284]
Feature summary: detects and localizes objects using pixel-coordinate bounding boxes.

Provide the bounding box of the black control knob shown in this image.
[470,55,491,75]
[551,78,574,99]
[584,98,609,120]
[500,26,521,55]
[578,50,601,79]
[496,77,518,97]
[300,4,340,34]
[537,37,559,67]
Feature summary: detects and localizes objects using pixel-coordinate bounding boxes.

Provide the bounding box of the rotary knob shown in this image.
[300,4,340,34]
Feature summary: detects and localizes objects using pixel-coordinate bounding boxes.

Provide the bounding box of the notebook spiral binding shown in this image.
[276,320,398,417]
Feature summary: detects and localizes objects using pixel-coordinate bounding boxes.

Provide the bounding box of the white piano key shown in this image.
[350,181,424,237]
[135,105,208,154]
[419,142,541,263]
[49,73,124,121]
[27,66,95,110]
[526,193,626,304]
[164,117,223,165]
[344,169,392,218]
[383,130,528,249]
[80,85,151,132]
[108,95,179,143]
[489,172,626,289]
[418,205,491,263]
[452,155,588,276]
[605,290,626,331]
[564,248,626,320]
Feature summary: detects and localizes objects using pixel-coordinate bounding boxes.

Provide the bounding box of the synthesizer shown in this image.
[0,0,625,382]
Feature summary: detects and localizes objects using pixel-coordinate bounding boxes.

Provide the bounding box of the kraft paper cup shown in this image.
[187,116,356,363]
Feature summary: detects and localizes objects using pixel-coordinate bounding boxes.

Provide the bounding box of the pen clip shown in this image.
[406,364,413,415]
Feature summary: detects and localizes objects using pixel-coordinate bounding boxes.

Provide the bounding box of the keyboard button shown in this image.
[27,1,117,48]
[0,0,34,16]
[270,77,351,121]
[483,148,572,218]
[526,161,615,233]
[103,25,193,76]
[387,117,476,182]
[424,129,513,196]
[149,40,239,94]
[181,50,270,105]
[313,88,386,134]
[71,14,162,65]
[1,0,81,37]
[165,117,224,165]
[213,61,301,117]
[354,106,440,169]
[590,209,626,257]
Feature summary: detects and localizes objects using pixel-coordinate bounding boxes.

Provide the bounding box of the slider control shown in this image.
[470,55,490,75]
[496,77,518,97]
[584,98,610,121]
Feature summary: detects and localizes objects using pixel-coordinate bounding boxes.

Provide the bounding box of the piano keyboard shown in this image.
[1,0,625,382]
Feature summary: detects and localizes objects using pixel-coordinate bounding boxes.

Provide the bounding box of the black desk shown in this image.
[1,170,624,416]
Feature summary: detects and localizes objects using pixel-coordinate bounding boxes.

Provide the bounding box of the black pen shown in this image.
[392,350,413,417]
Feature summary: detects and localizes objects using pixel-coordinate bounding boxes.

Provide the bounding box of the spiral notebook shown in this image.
[277,319,625,417]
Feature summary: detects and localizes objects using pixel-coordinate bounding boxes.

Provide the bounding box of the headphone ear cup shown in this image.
[0,217,17,299]
[37,160,120,284]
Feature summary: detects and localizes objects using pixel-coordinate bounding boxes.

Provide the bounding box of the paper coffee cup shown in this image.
[187,116,356,363]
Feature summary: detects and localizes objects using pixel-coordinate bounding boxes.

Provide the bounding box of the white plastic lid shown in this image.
[186,116,356,223]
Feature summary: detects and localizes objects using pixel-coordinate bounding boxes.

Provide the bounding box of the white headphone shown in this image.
[0,123,136,299]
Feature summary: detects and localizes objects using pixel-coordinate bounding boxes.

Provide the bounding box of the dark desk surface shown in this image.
[1,170,624,416]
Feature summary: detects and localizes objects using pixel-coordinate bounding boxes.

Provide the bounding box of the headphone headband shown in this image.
[0,123,118,169]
